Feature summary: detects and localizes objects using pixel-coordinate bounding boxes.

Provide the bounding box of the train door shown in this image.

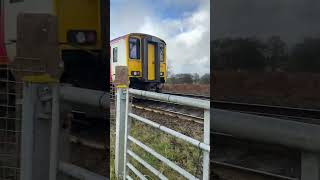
[147,43,156,80]
[142,36,160,83]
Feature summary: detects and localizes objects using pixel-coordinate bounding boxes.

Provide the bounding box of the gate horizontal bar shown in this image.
[60,86,109,109]
[59,162,107,180]
[126,175,134,180]
[127,163,148,180]
[212,109,320,152]
[129,88,209,110]
[127,150,168,180]
[128,136,198,180]
[129,113,210,151]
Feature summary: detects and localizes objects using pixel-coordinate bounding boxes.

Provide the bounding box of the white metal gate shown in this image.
[115,87,210,180]
[20,80,109,180]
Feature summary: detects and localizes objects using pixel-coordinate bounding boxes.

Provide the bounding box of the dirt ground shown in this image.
[212,167,283,180]
[163,84,210,96]
[69,118,109,177]
[70,143,107,176]
[213,71,320,109]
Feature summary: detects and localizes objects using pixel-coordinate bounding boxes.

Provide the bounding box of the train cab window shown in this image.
[113,47,118,62]
[129,38,140,59]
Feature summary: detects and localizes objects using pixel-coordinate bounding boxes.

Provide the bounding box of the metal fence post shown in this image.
[20,75,60,180]
[203,109,210,180]
[114,66,129,179]
[115,88,128,179]
[49,84,60,180]
[123,87,131,179]
[20,82,37,180]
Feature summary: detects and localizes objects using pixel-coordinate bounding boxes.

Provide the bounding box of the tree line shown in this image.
[212,36,320,73]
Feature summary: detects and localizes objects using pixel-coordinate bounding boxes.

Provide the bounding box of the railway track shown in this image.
[163,91,320,115]
[213,100,320,120]
[132,104,204,124]
[162,91,320,123]
[134,91,320,126]
[130,91,209,125]
[212,160,298,180]
[162,91,210,100]
[212,133,301,180]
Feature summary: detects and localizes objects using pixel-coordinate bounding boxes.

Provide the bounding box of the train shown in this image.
[110,33,167,91]
[1,1,167,92]
[0,0,108,121]
[1,0,108,91]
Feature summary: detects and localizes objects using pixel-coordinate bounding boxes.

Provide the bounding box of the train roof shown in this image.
[110,33,166,45]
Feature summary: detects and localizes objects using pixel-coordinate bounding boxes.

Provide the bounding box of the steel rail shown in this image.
[161,91,320,120]
[133,95,320,126]
[213,100,320,119]
[162,91,210,100]
[132,104,204,124]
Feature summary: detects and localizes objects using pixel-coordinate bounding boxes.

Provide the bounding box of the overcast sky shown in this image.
[111,0,210,75]
[212,0,320,46]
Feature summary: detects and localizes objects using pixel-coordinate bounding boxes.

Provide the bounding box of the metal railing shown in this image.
[115,87,210,180]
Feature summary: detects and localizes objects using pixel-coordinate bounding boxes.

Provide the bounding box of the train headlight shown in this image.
[76,32,86,43]
[160,72,164,76]
[67,30,97,45]
[131,71,140,76]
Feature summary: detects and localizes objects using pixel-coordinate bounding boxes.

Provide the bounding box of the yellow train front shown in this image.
[111,33,167,91]
[4,0,108,91]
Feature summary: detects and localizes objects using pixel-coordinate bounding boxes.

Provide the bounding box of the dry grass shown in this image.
[163,84,210,96]
[213,71,320,108]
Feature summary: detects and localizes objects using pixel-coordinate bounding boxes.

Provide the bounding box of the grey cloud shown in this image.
[111,0,210,75]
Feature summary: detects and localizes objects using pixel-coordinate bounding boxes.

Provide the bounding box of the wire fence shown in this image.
[0,56,46,180]
[0,63,21,180]
[110,82,116,124]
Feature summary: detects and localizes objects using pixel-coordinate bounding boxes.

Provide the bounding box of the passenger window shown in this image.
[129,38,140,59]
[113,47,118,62]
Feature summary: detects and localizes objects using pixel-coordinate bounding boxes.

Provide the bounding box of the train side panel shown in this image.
[111,37,127,81]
